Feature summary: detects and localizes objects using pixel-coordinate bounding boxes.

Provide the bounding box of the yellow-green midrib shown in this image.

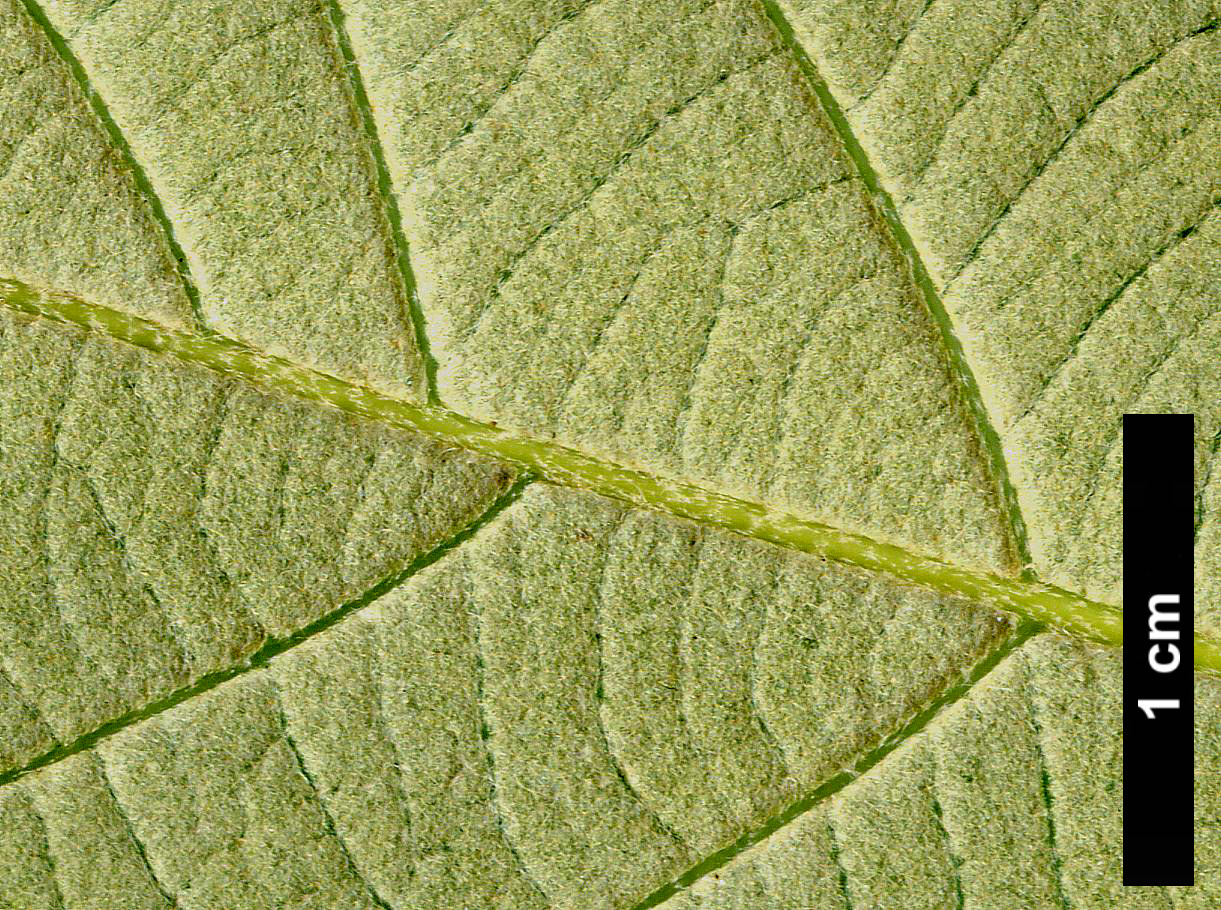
[6,278,1213,672]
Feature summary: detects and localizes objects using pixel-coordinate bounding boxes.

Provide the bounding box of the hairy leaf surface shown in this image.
[0,0,1217,906]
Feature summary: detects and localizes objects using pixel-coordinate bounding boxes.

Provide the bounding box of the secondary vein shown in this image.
[0,470,531,789]
[628,620,1042,910]
[18,0,208,334]
[323,0,440,402]
[756,0,1035,573]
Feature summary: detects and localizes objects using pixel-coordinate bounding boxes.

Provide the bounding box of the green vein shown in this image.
[757,0,1034,574]
[280,717,396,910]
[17,0,208,334]
[6,278,1213,674]
[1198,426,1221,541]
[1026,658,1071,910]
[628,621,1042,910]
[94,754,179,907]
[827,821,857,910]
[1016,198,1220,427]
[24,795,68,910]
[323,0,440,403]
[929,795,966,910]
[949,19,1217,286]
[0,470,532,789]
[471,548,552,903]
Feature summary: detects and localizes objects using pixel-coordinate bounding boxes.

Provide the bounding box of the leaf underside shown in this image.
[0,0,1217,908]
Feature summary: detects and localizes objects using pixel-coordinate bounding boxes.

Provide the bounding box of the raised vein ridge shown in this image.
[6,277,1213,674]
[757,0,1034,573]
[17,0,208,334]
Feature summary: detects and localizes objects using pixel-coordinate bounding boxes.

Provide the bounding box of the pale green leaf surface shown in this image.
[658,636,1221,910]
[0,0,1217,906]
[34,0,428,396]
[0,307,515,773]
[0,485,1012,909]
[780,0,1221,616]
[1201,449,1221,638]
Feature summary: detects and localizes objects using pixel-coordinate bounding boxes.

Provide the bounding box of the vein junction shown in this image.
[4,278,1215,672]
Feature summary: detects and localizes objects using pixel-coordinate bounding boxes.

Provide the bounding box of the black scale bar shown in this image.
[1123,413,1195,886]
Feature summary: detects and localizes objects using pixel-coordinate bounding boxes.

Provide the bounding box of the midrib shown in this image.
[6,278,1216,673]
[11,0,1184,671]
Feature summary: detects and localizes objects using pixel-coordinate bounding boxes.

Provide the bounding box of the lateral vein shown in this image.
[323,0,439,402]
[17,0,208,333]
[628,621,1042,910]
[0,467,531,788]
[755,0,1035,574]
